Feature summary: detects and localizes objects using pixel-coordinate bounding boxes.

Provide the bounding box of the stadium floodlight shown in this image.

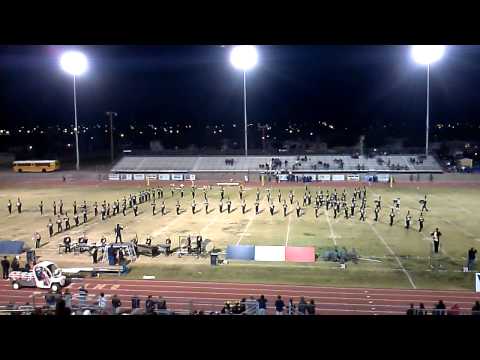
[59,51,88,171]
[230,45,258,157]
[411,45,445,65]
[411,45,446,157]
[60,51,88,76]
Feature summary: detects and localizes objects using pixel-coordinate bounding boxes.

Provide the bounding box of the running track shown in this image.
[1,279,479,315]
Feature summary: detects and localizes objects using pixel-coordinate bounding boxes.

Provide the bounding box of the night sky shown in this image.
[1,45,480,155]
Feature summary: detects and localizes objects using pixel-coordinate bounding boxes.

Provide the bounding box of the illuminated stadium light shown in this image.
[60,51,88,171]
[230,45,258,71]
[60,51,88,76]
[411,45,446,157]
[411,45,445,65]
[230,46,258,157]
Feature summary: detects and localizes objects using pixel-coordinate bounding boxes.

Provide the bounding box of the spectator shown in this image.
[156,296,167,310]
[472,301,480,316]
[11,256,20,272]
[257,295,268,315]
[307,299,316,315]
[145,295,155,314]
[111,294,122,314]
[1,256,10,279]
[63,289,72,309]
[221,301,231,314]
[131,295,141,310]
[417,303,427,316]
[406,303,416,315]
[98,293,107,310]
[447,304,460,316]
[434,300,446,315]
[55,299,71,316]
[275,295,285,315]
[297,297,307,315]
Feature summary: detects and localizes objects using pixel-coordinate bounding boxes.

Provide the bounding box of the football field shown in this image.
[1,179,479,290]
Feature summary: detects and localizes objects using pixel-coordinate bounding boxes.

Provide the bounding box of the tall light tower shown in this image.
[60,51,88,171]
[411,45,446,157]
[230,45,258,157]
[106,111,118,163]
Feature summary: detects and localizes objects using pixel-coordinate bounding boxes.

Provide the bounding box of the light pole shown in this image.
[106,112,118,163]
[411,45,445,157]
[60,51,88,171]
[230,45,258,157]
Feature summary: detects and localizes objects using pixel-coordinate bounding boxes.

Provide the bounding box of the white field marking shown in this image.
[367,221,417,289]
[236,194,267,245]
[285,213,292,246]
[324,210,339,245]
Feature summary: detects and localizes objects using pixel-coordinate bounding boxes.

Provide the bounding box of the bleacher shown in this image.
[112,155,443,174]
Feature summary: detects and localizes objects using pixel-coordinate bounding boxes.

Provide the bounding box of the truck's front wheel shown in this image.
[12,282,20,290]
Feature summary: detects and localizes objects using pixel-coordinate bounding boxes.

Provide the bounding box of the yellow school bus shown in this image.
[12,160,61,173]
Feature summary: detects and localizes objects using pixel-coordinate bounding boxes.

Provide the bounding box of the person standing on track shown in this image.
[278,190,282,203]
[220,186,225,201]
[283,200,288,217]
[152,200,156,216]
[59,200,63,215]
[94,201,98,217]
[7,200,12,215]
[192,199,196,214]
[133,203,138,217]
[82,208,88,224]
[256,188,260,202]
[1,256,10,279]
[73,212,79,227]
[289,190,294,205]
[39,201,43,216]
[255,200,260,215]
[296,201,301,218]
[53,200,57,216]
[73,200,77,215]
[242,199,246,214]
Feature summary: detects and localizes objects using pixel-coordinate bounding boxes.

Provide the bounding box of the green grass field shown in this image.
[1,181,479,290]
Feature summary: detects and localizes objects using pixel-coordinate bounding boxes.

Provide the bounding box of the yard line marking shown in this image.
[324,210,339,246]
[443,219,475,238]
[285,213,292,246]
[367,221,417,289]
[236,194,267,245]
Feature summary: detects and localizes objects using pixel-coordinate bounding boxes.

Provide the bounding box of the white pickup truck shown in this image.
[9,261,67,292]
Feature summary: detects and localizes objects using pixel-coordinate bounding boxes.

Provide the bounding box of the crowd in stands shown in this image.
[2,289,480,315]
